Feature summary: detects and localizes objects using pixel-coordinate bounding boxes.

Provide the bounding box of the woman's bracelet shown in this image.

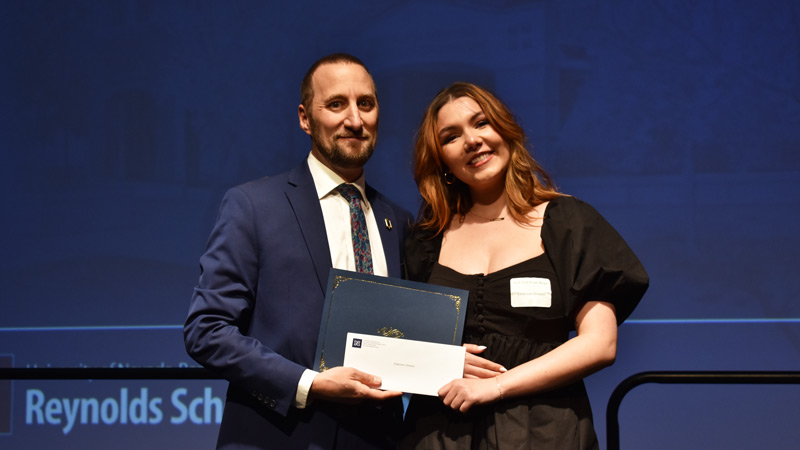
[495,376,505,400]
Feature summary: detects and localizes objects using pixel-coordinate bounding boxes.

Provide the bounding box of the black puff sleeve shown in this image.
[542,196,649,325]
[403,226,442,283]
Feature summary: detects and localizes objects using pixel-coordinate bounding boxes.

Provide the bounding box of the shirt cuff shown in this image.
[294,369,319,409]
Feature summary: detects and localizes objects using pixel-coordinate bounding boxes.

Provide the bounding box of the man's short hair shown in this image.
[300,53,374,110]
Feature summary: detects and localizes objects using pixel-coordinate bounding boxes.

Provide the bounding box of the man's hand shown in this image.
[463,344,506,379]
[308,367,402,404]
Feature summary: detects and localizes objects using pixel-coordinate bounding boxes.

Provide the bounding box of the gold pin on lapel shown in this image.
[384,218,392,230]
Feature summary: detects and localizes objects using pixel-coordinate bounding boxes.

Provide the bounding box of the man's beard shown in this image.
[309,117,376,169]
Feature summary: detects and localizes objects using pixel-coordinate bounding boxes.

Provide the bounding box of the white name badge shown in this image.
[510,277,552,308]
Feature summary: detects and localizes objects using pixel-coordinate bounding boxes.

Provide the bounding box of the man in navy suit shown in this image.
[184,53,412,449]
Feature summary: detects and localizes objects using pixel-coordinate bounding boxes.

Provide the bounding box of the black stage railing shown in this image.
[606,371,800,450]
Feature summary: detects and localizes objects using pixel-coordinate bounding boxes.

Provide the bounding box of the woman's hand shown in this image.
[463,343,506,379]
[438,376,502,413]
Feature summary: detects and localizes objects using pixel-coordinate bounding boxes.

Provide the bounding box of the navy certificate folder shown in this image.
[313,268,469,372]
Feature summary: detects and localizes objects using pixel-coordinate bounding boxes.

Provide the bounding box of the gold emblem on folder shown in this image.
[377,327,404,338]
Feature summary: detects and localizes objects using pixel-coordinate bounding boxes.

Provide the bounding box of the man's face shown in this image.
[299,62,378,180]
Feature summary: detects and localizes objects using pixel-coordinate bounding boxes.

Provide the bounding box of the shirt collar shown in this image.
[307,152,369,205]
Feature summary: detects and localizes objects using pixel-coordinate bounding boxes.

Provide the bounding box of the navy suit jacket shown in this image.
[184,160,412,449]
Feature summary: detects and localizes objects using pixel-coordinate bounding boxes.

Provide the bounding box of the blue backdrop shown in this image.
[2,1,799,448]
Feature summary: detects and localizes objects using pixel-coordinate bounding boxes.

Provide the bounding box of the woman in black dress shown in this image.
[400,82,649,450]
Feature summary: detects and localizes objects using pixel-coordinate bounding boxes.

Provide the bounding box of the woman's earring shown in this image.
[443,172,455,185]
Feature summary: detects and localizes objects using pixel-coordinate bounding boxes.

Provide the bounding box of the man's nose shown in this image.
[344,105,363,130]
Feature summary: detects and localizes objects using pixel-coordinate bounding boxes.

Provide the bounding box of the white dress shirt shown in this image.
[294,152,388,408]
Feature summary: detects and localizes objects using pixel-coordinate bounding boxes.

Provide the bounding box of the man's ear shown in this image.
[298,104,311,136]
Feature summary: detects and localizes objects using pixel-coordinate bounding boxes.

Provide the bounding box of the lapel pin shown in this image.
[384,218,392,230]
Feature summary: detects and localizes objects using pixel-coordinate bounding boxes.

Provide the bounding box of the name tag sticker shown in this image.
[510,277,552,308]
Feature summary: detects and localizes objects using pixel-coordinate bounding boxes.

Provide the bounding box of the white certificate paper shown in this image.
[343,332,466,396]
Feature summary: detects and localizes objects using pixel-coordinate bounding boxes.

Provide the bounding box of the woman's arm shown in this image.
[438,300,618,413]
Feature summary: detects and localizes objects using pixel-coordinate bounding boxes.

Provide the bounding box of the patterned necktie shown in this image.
[336,183,374,274]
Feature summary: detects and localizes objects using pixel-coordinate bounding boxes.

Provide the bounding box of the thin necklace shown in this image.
[466,211,505,222]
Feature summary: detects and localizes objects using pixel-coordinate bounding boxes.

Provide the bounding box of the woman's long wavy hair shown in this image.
[413,82,561,235]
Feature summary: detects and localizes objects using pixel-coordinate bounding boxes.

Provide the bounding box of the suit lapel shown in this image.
[286,162,332,293]
[368,188,402,278]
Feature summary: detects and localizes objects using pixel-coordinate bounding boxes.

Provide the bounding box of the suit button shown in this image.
[268,399,277,408]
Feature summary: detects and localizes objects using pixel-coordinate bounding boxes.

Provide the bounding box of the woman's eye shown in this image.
[476,120,489,128]
[442,135,457,144]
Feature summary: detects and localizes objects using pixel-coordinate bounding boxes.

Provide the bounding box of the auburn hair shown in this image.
[413,82,561,235]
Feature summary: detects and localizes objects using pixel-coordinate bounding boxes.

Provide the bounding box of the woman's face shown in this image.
[436,96,510,192]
